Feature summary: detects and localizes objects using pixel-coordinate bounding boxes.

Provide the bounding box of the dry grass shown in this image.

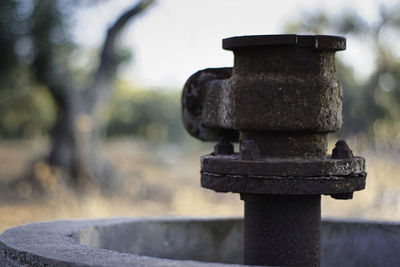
[0,138,242,233]
[1,137,400,233]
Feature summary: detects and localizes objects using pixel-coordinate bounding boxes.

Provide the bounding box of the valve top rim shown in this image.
[223,34,346,51]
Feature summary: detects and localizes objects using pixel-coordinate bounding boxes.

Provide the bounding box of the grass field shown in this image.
[1,137,399,233]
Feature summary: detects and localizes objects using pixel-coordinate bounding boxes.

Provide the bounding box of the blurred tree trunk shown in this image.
[32,0,154,189]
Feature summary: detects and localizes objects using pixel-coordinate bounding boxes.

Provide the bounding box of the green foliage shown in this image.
[0,0,152,140]
[0,84,56,139]
[104,81,187,143]
[0,0,59,139]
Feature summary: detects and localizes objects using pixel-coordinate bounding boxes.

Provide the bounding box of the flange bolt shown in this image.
[331,140,355,199]
[332,140,354,160]
[213,137,234,155]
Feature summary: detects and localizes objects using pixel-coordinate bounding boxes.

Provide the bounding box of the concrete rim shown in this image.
[2,217,400,267]
[0,217,244,267]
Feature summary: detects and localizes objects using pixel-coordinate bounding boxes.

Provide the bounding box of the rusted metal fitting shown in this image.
[331,140,356,200]
[183,35,345,140]
[332,139,354,159]
[239,140,261,160]
[182,34,367,267]
[213,137,234,155]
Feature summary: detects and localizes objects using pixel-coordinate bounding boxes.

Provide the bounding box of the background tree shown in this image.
[0,0,155,189]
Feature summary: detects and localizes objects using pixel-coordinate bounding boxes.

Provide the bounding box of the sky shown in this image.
[73,0,398,90]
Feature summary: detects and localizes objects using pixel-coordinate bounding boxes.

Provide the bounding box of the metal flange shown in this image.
[201,172,366,195]
[201,153,366,195]
[223,34,346,51]
[201,154,365,177]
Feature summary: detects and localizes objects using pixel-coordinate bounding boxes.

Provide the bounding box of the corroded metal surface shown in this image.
[222,35,346,51]
[182,35,346,142]
[181,34,367,267]
[242,194,321,267]
[201,155,365,177]
[182,68,237,141]
[239,132,328,157]
[201,172,366,195]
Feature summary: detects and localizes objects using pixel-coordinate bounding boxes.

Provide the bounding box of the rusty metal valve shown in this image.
[182,34,366,267]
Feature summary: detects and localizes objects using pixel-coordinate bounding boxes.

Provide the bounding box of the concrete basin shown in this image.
[1,217,399,266]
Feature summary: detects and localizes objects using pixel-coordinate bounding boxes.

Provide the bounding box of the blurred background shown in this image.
[1,0,400,233]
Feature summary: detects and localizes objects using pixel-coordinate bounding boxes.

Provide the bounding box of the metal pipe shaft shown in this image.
[242,194,321,266]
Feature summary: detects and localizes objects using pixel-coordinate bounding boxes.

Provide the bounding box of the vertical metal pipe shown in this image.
[242,194,321,266]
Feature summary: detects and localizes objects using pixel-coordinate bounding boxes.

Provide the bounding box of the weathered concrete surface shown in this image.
[0,217,243,267]
[1,217,400,266]
[321,219,400,267]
